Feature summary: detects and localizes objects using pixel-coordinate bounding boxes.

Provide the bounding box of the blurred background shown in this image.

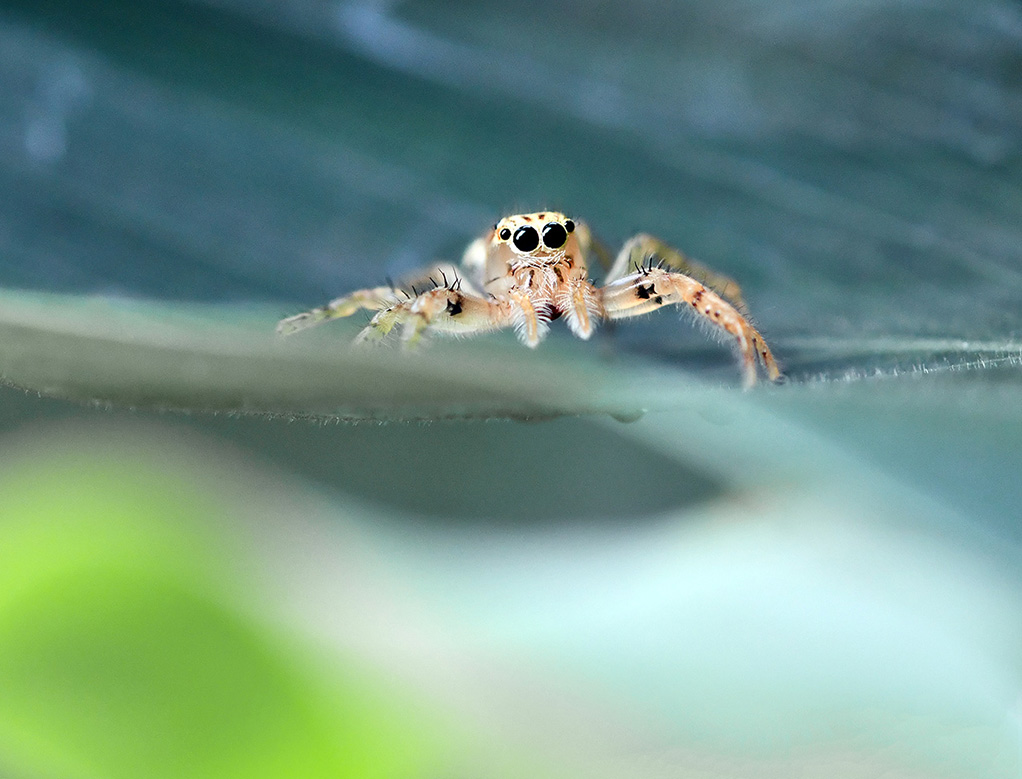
[0,0,1020,777]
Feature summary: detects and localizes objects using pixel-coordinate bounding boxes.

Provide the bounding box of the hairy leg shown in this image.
[601,267,781,387]
[277,286,401,335]
[606,234,746,309]
[359,286,512,347]
[277,264,480,336]
[570,220,615,274]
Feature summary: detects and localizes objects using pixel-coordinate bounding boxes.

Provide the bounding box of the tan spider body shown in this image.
[278,212,781,386]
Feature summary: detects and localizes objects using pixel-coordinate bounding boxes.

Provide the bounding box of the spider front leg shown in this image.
[601,267,781,388]
[358,286,512,347]
[277,264,478,336]
[277,286,401,335]
[606,234,746,308]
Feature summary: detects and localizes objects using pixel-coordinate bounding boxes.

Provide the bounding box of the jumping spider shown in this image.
[277,212,782,387]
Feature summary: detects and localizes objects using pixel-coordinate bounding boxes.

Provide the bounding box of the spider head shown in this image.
[494,212,576,258]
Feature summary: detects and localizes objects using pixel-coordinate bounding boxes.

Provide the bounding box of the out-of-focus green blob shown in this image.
[0,443,449,779]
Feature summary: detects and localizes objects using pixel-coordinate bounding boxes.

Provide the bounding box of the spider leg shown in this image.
[276,286,401,335]
[601,268,781,388]
[571,220,615,274]
[395,263,483,297]
[358,286,512,347]
[276,263,484,337]
[606,234,746,309]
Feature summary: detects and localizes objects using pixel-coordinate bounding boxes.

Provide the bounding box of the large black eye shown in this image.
[512,225,540,252]
[565,219,575,233]
[541,222,568,249]
[498,227,511,240]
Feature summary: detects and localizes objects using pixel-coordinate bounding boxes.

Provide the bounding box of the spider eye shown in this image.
[565,219,575,233]
[498,228,511,240]
[512,225,540,252]
[541,222,568,249]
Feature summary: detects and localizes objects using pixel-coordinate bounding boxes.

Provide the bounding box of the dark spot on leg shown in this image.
[636,283,655,300]
[446,297,463,317]
[654,295,663,305]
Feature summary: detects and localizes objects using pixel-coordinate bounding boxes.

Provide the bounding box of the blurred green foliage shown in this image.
[0,445,453,779]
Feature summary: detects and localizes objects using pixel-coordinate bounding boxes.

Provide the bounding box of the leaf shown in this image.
[0,288,669,421]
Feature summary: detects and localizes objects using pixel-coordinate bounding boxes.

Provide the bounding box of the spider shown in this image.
[277,212,782,387]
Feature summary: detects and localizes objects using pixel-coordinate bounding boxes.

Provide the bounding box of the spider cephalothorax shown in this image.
[278,211,781,387]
